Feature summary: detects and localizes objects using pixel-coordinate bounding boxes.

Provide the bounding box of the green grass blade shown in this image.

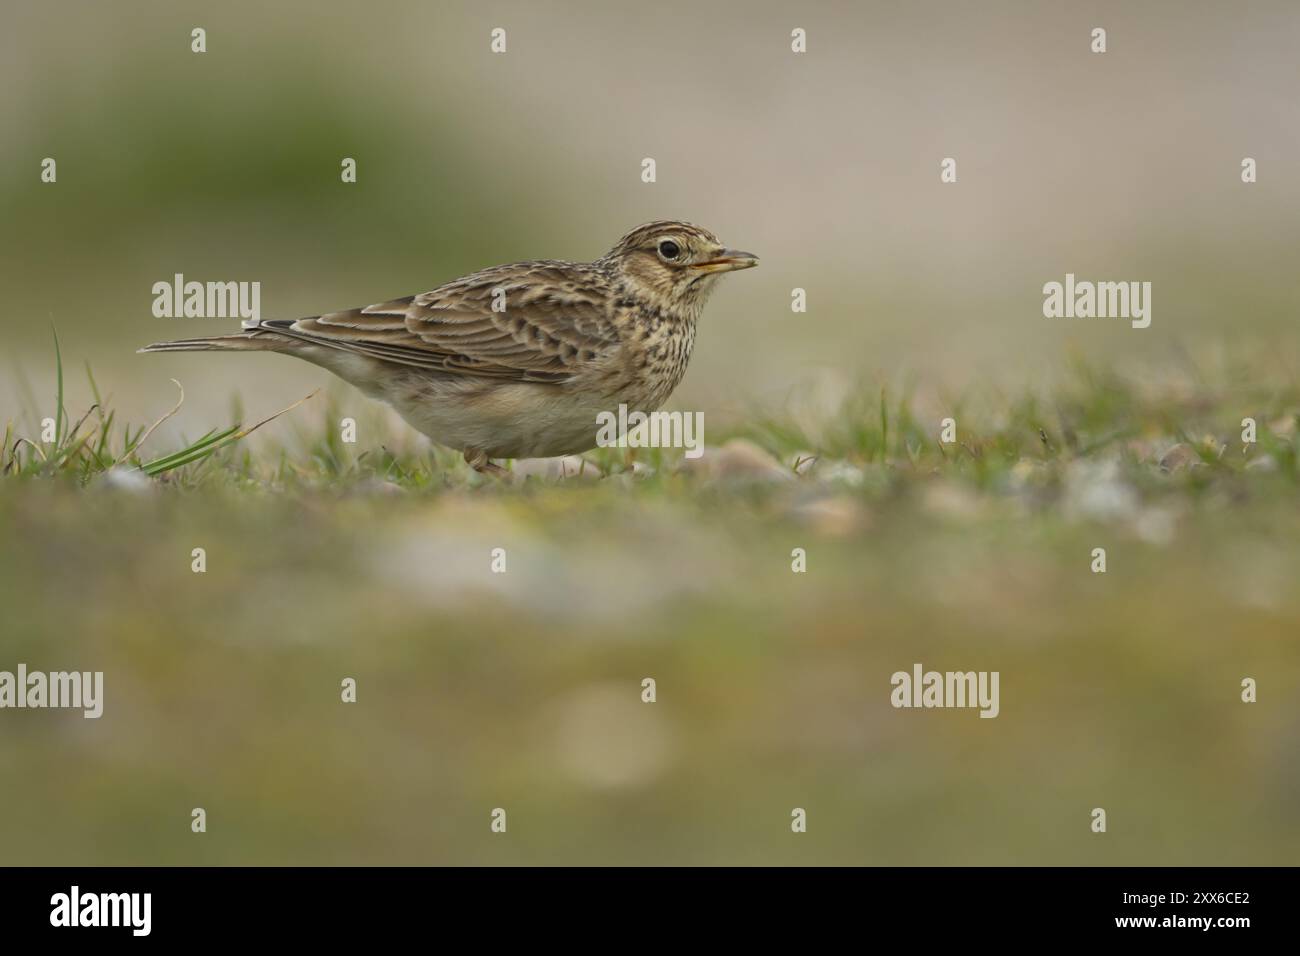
[52,327,65,451]
[142,425,241,476]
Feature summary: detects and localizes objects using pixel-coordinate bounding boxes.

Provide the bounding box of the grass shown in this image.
[2,336,1299,865]
[5,334,1298,500]
[3,331,323,482]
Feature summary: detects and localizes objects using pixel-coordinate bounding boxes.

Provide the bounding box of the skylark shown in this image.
[141,221,757,473]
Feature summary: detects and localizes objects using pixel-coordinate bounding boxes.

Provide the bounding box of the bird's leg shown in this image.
[464,448,511,478]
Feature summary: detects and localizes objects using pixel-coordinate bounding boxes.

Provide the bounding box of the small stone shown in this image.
[1135,507,1178,545]
[511,458,558,480]
[716,440,792,482]
[355,477,405,496]
[95,465,153,494]
[1063,458,1139,521]
[1268,415,1297,439]
[557,455,600,480]
[921,480,984,520]
[789,496,869,536]
[680,439,792,483]
[815,460,866,487]
[1158,443,1203,472]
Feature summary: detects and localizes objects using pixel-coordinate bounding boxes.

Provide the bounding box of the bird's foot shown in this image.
[464,449,512,480]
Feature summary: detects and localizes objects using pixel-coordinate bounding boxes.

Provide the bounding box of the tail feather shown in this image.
[138,330,291,354]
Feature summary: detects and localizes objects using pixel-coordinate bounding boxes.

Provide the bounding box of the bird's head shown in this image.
[600,221,758,312]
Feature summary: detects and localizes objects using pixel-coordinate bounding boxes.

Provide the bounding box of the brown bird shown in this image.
[140,221,757,474]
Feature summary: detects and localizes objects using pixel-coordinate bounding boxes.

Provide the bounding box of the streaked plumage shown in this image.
[140,221,757,471]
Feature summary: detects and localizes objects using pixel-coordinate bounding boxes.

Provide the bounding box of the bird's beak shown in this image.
[689,249,760,273]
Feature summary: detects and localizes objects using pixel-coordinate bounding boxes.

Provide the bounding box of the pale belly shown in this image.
[401,380,620,459]
[297,348,621,460]
[300,346,662,460]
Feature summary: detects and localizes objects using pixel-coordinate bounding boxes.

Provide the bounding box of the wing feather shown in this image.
[261,261,619,383]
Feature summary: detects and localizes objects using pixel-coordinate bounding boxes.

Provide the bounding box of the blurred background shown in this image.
[3,0,1299,428]
[1,0,1299,865]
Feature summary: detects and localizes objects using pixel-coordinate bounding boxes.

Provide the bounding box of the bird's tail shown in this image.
[138,324,291,355]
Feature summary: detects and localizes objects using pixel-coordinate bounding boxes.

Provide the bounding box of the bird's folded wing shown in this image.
[265,264,618,384]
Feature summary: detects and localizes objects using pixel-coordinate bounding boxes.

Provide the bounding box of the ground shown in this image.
[2,346,1298,864]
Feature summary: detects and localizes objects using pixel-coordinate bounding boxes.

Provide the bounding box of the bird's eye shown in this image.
[658,240,681,260]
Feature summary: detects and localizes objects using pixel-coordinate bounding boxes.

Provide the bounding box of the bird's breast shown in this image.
[594,312,697,411]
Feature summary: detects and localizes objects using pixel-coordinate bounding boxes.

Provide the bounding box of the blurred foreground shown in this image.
[1,351,1297,864]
